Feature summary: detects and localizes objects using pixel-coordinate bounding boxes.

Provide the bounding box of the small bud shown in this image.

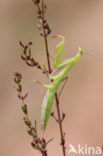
[31,142,37,149]
[47,29,51,35]
[50,112,54,116]
[40,33,44,37]
[21,54,27,61]
[28,42,32,46]
[62,113,65,119]
[42,137,46,144]
[22,105,28,115]
[27,130,33,136]
[15,72,22,80]
[61,113,66,122]
[35,0,40,4]
[14,72,22,84]
[60,139,65,145]
[43,20,46,24]
[38,10,42,15]
[14,78,20,84]
[19,41,25,48]
[23,117,31,127]
[22,93,28,100]
[18,94,22,100]
[37,15,42,19]
[36,64,41,69]
[43,24,49,29]
[37,23,41,30]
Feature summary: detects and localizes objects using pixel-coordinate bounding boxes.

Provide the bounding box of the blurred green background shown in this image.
[0,0,103,155]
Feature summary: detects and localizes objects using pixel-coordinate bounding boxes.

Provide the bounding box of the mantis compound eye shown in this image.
[78,47,84,55]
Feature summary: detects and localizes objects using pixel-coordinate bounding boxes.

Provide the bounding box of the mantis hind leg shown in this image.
[58,76,68,98]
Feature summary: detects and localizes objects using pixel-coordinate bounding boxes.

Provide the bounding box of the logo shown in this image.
[68,144,102,155]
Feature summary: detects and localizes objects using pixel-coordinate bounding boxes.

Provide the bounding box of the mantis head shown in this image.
[78,47,84,56]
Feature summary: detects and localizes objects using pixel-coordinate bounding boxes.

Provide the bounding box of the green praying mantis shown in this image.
[38,35,84,130]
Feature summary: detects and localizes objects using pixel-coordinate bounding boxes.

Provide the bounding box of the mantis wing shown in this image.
[41,88,56,130]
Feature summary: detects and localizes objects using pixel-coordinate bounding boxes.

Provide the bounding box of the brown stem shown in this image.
[55,93,66,156]
[41,0,52,73]
[41,2,66,156]
[43,30,52,73]
[45,39,66,156]
[42,151,47,156]
[43,34,66,156]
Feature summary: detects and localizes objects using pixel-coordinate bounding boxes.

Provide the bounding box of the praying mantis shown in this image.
[40,35,84,130]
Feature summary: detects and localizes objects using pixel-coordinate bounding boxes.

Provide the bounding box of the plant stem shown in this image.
[43,31,52,73]
[42,151,47,156]
[41,2,66,156]
[41,0,51,73]
[43,20,66,156]
[55,93,66,156]
[44,36,66,156]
